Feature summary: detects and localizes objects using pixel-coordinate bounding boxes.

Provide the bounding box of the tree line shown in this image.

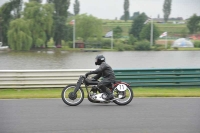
[0,0,199,51]
[121,0,172,22]
[0,0,72,50]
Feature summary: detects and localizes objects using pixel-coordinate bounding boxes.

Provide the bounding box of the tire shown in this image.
[61,85,84,106]
[113,86,133,106]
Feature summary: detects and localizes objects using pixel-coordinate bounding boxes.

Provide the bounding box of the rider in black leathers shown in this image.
[85,55,115,100]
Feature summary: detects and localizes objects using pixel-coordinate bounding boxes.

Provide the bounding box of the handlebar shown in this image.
[80,75,98,81]
[80,75,86,78]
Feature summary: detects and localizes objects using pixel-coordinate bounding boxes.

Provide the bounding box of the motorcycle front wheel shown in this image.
[113,85,133,106]
[61,85,84,106]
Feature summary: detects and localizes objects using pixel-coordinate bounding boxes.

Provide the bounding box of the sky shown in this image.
[0,0,200,20]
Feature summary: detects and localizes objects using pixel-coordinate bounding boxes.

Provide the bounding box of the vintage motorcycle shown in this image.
[61,75,133,106]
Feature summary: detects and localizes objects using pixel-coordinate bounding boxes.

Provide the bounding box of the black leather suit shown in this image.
[88,62,115,92]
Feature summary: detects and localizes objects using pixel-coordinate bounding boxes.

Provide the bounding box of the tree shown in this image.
[134,40,151,50]
[124,0,130,21]
[23,1,54,48]
[0,0,23,45]
[47,0,70,46]
[129,13,148,39]
[42,3,55,47]
[0,17,3,43]
[129,34,137,45]
[163,0,172,23]
[0,2,13,45]
[10,0,22,19]
[120,15,124,20]
[140,23,160,44]
[8,18,32,50]
[113,26,123,38]
[64,25,73,41]
[74,0,80,15]
[187,14,200,34]
[68,11,74,18]
[75,14,102,41]
[130,12,139,20]
[29,0,42,3]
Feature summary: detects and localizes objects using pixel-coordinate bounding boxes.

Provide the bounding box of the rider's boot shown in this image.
[105,88,114,100]
[99,85,114,100]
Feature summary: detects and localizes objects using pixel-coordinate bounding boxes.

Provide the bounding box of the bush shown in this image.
[129,34,137,45]
[114,41,134,51]
[152,44,165,51]
[101,39,112,49]
[173,47,179,50]
[61,40,68,46]
[47,38,54,47]
[193,40,200,48]
[134,40,151,51]
[85,38,102,48]
[115,44,124,51]
[67,41,73,48]
[113,41,123,51]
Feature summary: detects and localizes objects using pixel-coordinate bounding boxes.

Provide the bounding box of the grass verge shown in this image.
[0,88,200,99]
[133,88,200,97]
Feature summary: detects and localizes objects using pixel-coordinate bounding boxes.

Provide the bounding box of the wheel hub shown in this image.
[68,92,77,100]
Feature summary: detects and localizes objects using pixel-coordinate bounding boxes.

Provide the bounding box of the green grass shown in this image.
[167,47,200,51]
[133,88,200,97]
[0,88,200,99]
[0,89,62,99]
[102,20,188,35]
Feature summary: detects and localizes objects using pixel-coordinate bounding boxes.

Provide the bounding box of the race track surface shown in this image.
[0,98,200,133]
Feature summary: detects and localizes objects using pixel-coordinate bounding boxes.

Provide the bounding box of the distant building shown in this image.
[75,41,84,48]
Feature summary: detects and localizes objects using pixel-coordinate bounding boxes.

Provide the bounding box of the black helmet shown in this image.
[95,55,105,65]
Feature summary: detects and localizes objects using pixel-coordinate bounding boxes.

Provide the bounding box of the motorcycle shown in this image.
[61,75,133,106]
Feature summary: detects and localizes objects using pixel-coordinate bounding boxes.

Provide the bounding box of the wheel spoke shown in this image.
[113,87,132,103]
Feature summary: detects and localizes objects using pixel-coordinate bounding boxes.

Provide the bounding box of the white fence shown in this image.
[0,69,93,89]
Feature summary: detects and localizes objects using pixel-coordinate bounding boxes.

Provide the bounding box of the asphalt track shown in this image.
[0,98,200,133]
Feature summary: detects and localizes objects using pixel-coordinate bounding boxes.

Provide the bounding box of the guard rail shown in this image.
[0,68,200,89]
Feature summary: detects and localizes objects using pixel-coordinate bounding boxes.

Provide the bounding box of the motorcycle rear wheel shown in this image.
[61,85,84,106]
[113,86,133,106]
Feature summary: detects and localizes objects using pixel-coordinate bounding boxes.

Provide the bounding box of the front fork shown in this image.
[73,76,84,94]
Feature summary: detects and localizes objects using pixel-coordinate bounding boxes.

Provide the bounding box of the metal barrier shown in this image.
[115,68,200,87]
[0,68,200,89]
[0,69,91,89]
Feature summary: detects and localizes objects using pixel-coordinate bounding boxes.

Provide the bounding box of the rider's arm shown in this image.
[93,73,102,80]
[88,63,106,74]
[85,63,107,77]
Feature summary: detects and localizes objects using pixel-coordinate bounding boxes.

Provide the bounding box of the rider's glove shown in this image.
[85,72,91,78]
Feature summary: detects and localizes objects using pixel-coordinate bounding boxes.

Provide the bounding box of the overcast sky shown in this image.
[0,0,200,19]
